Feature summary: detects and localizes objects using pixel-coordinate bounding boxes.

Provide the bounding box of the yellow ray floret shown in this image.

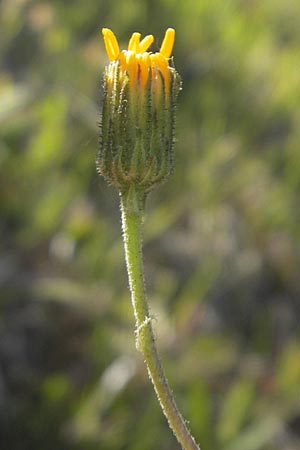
[102,28,120,61]
[128,32,141,52]
[101,28,175,94]
[139,34,154,53]
[159,28,175,58]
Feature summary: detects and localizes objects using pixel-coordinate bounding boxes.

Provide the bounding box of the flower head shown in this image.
[102,28,175,94]
[97,28,181,193]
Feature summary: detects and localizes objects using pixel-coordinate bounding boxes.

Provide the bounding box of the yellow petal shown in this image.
[159,28,175,59]
[128,32,141,52]
[139,35,154,53]
[138,52,150,87]
[126,51,138,87]
[102,28,120,61]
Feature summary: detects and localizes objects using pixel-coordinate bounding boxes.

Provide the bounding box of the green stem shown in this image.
[120,187,200,450]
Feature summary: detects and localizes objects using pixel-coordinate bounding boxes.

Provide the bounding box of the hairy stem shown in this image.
[120,187,200,450]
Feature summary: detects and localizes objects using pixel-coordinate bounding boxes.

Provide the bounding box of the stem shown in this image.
[120,187,200,450]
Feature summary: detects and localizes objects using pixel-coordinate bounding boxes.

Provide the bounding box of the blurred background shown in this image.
[1,0,300,449]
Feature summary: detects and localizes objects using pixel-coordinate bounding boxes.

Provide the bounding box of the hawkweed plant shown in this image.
[97,28,200,450]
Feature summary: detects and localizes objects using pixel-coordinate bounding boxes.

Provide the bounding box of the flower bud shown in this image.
[97,28,181,194]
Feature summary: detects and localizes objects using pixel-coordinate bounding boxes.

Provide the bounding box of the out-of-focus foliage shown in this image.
[1,0,300,449]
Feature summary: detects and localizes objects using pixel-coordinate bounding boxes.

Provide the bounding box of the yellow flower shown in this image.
[97,28,181,194]
[102,28,175,95]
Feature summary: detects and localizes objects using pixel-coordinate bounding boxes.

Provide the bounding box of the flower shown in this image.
[102,27,175,94]
[97,28,181,194]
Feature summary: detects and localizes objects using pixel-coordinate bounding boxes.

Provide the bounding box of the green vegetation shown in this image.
[1,1,300,449]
